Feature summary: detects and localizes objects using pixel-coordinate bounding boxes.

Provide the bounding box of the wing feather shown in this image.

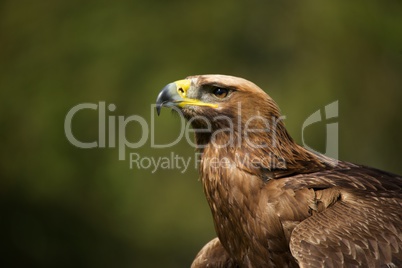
[191,237,237,268]
[290,199,402,267]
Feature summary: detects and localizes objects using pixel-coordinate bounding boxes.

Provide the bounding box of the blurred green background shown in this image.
[1,0,401,267]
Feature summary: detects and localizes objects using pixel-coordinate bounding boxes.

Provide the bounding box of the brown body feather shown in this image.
[156,75,402,267]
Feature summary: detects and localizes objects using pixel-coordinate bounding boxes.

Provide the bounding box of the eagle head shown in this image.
[156,74,281,130]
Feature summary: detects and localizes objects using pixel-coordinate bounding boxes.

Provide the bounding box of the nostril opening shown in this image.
[178,87,185,96]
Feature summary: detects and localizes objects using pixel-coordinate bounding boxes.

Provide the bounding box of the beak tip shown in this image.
[155,82,177,116]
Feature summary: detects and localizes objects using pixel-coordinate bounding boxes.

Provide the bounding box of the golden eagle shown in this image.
[156,75,402,267]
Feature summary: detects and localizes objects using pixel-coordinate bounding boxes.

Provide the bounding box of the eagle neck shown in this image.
[195,119,328,182]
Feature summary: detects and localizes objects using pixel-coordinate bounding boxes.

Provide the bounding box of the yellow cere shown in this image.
[174,79,191,98]
[174,79,218,109]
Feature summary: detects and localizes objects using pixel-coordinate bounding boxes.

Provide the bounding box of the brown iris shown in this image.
[212,87,228,98]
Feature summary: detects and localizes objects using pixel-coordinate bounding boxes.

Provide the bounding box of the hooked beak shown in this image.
[155,79,218,115]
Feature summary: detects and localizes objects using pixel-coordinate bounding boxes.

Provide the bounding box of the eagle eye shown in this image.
[212,87,229,99]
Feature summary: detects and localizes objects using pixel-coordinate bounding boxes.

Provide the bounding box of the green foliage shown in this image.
[1,0,401,267]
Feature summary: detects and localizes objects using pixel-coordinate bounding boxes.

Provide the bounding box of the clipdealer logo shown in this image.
[64,101,339,172]
[64,102,149,160]
[64,102,194,160]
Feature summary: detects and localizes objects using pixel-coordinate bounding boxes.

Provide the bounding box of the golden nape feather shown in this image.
[155,74,402,268]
